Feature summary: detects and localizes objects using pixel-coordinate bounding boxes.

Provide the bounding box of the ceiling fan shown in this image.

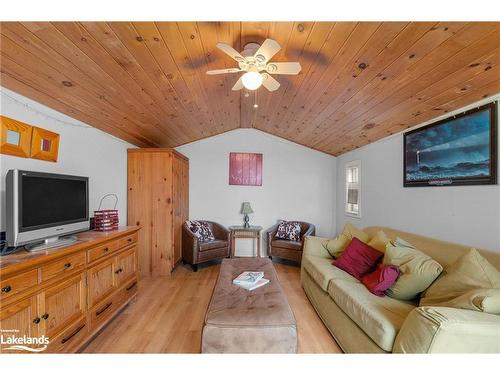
[206,39,302,92]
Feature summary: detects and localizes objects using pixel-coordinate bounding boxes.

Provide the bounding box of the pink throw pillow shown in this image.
[332,237,383,280]
[361,264,400,296]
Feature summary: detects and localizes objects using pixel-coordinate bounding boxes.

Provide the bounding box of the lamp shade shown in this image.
[241,202,254,214]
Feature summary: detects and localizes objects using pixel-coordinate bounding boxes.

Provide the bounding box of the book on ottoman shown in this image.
[233,271,269,290]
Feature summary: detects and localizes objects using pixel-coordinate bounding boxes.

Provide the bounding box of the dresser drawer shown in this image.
[0,269,38,300]
[46,317,88,353]
[41,252,86,283]
[118,232,138,248]
[121,278,138,301]
[89,291,120,331]
[87,240,119,263]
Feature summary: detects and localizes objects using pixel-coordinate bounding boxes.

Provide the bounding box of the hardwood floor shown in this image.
[82,261,342,353]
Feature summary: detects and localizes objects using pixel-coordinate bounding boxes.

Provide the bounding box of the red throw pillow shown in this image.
[361,264,400,297]
[332,237,383,280]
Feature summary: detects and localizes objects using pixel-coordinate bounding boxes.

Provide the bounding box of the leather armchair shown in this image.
[182,221,230,271]
[266,221,315,263]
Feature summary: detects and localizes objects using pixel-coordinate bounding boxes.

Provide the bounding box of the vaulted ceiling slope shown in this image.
[1,22,499,155]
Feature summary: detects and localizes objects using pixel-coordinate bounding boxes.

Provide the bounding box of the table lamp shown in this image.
[241,202,254,228]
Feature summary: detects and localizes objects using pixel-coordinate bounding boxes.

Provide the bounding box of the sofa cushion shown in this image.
[333,238,383,280]
[271,239,302,251]
[199,240,228,251]
[328,278,416,352]
[383,237,443,301]
[367,230,391,253]
[325,223,371,258]
[361,264,400,297]
[302,255,358,292]
[420,248,500,314]
[302,236,331,259]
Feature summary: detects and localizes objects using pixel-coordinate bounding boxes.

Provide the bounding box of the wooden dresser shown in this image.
[128,149,189,277]
[0,226,140,353]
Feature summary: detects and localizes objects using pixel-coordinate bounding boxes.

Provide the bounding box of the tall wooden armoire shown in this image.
[127,149,189,277]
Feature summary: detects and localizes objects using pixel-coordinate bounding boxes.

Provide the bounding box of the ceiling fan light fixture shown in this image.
[241,72,263,90]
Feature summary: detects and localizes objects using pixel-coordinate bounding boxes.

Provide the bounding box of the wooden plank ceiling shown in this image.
[1,22,499,155]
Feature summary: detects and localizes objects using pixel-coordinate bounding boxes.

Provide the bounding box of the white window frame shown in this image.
[345,160,361,218]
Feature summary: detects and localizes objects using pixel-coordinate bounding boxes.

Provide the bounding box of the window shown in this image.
[345,160,361,217]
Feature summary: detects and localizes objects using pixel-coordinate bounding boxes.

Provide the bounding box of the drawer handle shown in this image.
[114,268,123,274]
[1,285,12,293]
[33,317,41,324]
[126,281,138,291]
[64,262,72,269]
[127,238,132,242]
[42,313,49,320]
[96,302,112,316]
[103,247,109,252]
[61,324,85,344]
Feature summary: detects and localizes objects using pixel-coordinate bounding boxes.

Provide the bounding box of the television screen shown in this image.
[20,173,88,231]
[403,102,497,187]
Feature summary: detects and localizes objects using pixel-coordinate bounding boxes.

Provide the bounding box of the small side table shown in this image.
[229,226,263,258]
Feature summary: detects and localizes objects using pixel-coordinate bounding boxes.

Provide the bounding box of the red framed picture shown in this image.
[229,152,263,186]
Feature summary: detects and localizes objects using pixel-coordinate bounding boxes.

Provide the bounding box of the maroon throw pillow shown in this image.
[361,264,400,297]
[332,237,383,280]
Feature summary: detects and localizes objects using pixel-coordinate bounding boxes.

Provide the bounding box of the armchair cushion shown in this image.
[274,220,301,242]
[186,220,215,242]
[199,240,229,252]
[271,239,302,251]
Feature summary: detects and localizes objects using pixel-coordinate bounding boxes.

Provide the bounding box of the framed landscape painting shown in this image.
[403,102,497,187]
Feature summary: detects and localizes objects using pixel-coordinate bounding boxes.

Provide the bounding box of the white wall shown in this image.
[176,129,337,256]
[0,87,135,231]
[336,94,500,252]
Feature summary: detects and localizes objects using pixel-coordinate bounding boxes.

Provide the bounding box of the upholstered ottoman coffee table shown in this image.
[201,258,297,353]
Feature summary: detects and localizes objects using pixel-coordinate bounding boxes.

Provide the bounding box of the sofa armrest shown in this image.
[393,306,500,353]
[302,236,332,259]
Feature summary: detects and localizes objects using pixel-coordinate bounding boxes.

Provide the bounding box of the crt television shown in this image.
[6,169,89,249]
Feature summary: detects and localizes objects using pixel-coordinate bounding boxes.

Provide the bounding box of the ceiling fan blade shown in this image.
[216,43,245,62]
[261,73,280,92]
[232,76,244,91]
[266,62,302,75]
[206,68,241,75]
[254,39,281,63]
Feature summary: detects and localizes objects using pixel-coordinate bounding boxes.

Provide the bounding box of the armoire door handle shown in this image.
[1,285,12,293]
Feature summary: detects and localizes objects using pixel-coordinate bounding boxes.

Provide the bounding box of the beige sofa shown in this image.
[301,226,500,353]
